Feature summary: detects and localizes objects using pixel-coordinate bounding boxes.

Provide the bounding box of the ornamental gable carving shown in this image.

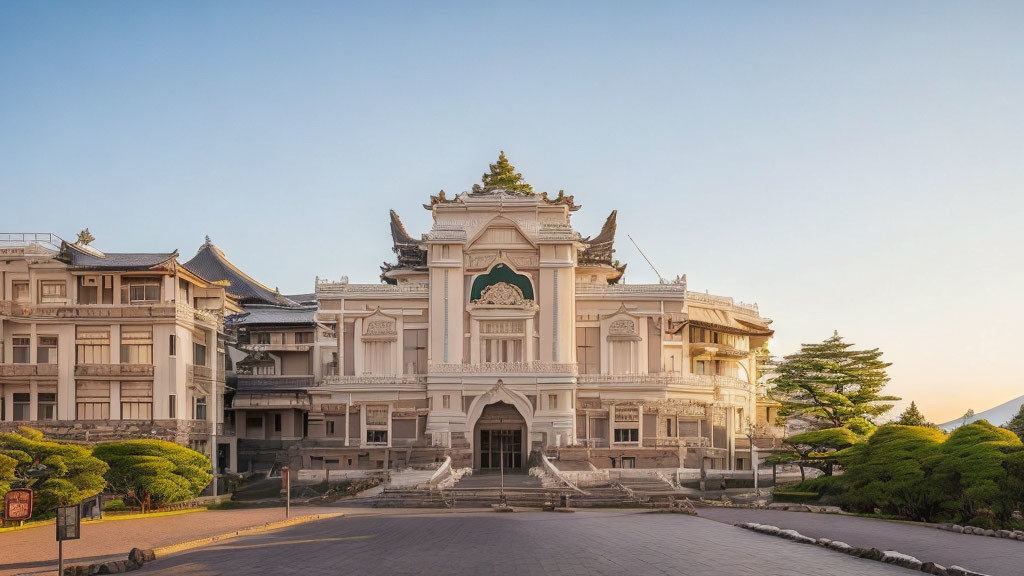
[365,320,396,336]
[475,282,529,306]
[608,319,636,336]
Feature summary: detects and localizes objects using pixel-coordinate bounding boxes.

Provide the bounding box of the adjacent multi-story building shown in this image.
[0,231,233,469]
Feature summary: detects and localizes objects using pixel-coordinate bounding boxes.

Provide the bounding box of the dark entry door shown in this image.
[480,429,522,470]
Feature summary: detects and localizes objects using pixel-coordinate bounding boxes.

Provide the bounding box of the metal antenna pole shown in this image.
[627,235,665,283]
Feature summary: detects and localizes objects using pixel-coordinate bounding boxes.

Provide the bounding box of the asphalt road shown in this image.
[132,510,910,576]
[698,507,1023,576]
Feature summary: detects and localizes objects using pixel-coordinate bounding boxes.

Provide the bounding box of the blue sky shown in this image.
[2,1,1022,422]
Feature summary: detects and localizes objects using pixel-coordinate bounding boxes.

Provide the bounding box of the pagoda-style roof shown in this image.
[380,210,427,284]
[225,304,317,327]
[184,238,295,306]
[578,211,626,282]
[57,241,177,271]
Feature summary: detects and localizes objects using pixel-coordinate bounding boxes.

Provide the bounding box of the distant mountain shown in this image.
[939,394,1024,431]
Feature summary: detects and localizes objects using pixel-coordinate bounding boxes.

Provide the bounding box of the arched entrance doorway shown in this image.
[473,402,527,471]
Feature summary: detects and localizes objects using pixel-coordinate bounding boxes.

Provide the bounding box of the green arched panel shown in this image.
[470,264,534,301]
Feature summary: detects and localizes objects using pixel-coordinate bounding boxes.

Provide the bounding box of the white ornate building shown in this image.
[228,154,782,474]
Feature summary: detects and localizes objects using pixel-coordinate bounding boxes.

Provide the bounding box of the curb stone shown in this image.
[735,522,992,576]
[60,513,343,575]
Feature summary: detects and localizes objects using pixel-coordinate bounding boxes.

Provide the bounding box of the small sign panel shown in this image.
[56,504,81,541]
[4,489,33,521]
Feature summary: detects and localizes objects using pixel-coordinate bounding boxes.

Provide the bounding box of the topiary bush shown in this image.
[93,439,212,511]
[0,427,108,518]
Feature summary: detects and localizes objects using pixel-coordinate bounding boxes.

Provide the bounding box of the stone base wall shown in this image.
[0,419,211,445]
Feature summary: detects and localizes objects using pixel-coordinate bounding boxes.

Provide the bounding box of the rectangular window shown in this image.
[120,326,153,364]
[121,382,153,420]
[37,393,57,420]
[366,430,388,444]
[666,418,674,437]
[121,277,160,303]
[169,335,177,357]
[13,337,30,363]
[695,360,707,376]
[442,395,451,410]
[548,394,558,410]
[575,326,600,374]
[274,414,282,432]
[12,281,29,302]
[621,456,636,469]
[76,381,110,420]
[326,421,335,435]
[168,394,177,418]
[76,328,111,364]
[614,428,639,443]
[403,328,427,374]
[37,336,58,364]
[295,332,313,344]
[12,393,30,420]
[194,396,207,420]
[193,342,207,367]
[253,332,271,345]
[39,280,67,303]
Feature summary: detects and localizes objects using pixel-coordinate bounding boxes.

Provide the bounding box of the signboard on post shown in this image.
[56,504,81,541]
[4,489,33,522]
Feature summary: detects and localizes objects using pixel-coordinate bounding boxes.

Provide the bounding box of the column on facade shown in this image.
[726,405,735,470]
[28,322,37,420]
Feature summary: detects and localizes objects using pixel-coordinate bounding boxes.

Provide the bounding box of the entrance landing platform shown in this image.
[455,472,542,489]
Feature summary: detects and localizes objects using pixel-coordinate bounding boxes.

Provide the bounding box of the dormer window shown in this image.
[122,277,160,303]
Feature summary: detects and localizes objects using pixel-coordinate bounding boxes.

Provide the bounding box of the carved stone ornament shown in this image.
[608,319,637,336]
[365,320,396,336]
[475,282,529,306]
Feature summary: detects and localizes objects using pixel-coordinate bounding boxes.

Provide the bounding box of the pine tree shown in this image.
[770,331,898,428]
[896,401,932,427]
[472,151,534,195]
[1004,403,1024,441]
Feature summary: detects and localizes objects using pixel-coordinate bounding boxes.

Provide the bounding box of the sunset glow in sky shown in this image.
[2,2,1022,422]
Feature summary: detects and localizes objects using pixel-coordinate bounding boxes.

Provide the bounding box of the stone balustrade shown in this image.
[74,363,154,377]
[428,362,578,375]
[0,364,59,377]
[577,373,750,390]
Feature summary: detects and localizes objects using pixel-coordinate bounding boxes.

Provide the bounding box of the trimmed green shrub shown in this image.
[0,427,108,518]
[93,439,212,510]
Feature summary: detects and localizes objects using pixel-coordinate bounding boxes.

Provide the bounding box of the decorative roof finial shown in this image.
[75,228,95,246]
[204,235,212,246]
[472,151,534,195]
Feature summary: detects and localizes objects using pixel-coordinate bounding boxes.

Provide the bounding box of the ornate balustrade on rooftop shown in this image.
[320,375,427,387]
[685,291,759,314]
[235,374,316,391]
[315,281,429,298]
[0,299,222,327]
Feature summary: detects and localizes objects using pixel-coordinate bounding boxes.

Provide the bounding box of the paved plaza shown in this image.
[128,510,909,576]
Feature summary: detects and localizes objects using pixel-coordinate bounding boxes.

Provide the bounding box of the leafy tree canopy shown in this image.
[0,427,108,517]
[770,331,898,428]
[93,439,211,509]
[472,151,535,195]
[896,401,934,427]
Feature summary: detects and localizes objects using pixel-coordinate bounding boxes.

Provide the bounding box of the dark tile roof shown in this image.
[283,293,316,305]
[58,242,177,271]
[226,305,317,327]
[183,239,294,306]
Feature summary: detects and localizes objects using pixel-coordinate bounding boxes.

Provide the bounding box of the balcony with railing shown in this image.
[0,300,221,328]
[75,364,154,377]
[0,364,59,377]
[576,373,750,391]
[235,374,316,391]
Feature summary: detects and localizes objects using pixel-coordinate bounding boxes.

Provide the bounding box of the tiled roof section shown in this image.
[226,305,317,327]
[380,210,428,283]
[59,242,177,270]
[283,293,316,305]
[183,239,294,306]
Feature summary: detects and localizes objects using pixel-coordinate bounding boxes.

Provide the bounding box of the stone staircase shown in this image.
[387,468,438,489]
